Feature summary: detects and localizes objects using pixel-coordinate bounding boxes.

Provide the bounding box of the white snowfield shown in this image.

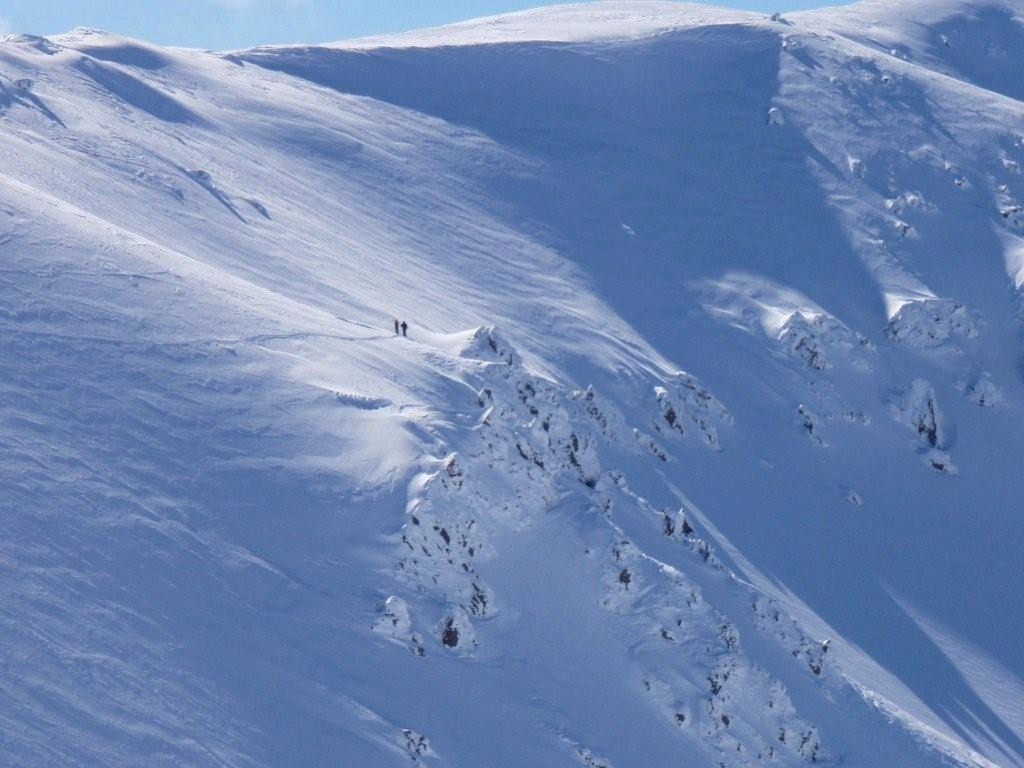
[324,2,760,48]
[1,1,1023,766]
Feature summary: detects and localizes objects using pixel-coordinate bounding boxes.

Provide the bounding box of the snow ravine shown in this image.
[1,1,1023,766]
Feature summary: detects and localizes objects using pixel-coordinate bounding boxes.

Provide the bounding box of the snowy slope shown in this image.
[1,2,1023,766]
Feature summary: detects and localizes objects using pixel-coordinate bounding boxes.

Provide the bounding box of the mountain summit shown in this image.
[2,1,1023,766]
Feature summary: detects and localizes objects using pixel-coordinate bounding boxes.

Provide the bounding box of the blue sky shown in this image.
[0,0,839,50]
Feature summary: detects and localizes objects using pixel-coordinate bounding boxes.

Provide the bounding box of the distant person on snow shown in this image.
[401,321,408,337]
[394,318,400,335]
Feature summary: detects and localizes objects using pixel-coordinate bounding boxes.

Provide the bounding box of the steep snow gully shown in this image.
[1,1,1024,766]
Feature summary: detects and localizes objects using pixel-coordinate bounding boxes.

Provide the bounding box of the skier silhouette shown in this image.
[400,321,408,337]
[394,318,400,335]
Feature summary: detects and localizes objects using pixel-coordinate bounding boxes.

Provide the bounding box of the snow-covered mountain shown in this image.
[2,1,1023,765]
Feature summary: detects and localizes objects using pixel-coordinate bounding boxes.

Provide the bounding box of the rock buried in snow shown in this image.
[885,299,977,348]
[885,191,931,215]
[958,371,1005,407]
[400,729,435,763]
[778,312,871,370]
[436,608,476,653]
[187,168,213,184]
[373,596,425,656]
[575,746,614,768]
[892,379,947,450]
[654,372,731,450]
[798,404,826,446]
[460,326,520,367]
[926,450,958,474]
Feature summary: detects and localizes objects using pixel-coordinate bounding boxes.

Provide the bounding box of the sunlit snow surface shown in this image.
[2,1,1024,766]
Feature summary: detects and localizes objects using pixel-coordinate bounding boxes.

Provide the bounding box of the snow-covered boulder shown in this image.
[885,299,977,348]
[654,372,731,450]
[892,379,950,451]
[435,608,477,654]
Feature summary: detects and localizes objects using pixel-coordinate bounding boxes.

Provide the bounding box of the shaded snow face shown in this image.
[2,2,1024,767]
